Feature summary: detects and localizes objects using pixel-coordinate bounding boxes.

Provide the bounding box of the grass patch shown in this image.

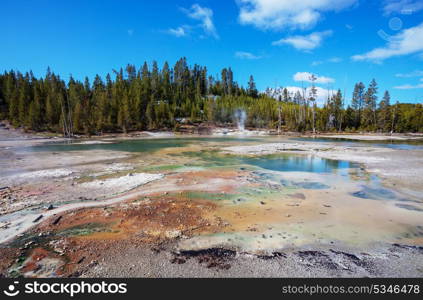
[141,164,184,172]
[55,222,112,237]
[179,191,238,202]
[8,232,52,248]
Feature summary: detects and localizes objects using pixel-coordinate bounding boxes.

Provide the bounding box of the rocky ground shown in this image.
[319,134,423,141]
[224,141,423,192]
[82,242,423,278]
[0,125,422,278]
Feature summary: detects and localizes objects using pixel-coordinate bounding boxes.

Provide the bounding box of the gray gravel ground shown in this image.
[81,242,423,278]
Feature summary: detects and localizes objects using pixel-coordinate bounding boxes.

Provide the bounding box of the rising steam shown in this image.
[234,109,246,132]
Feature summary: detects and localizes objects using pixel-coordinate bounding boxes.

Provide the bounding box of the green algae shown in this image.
[141,164,185,172]
[180,191,238,202]
[55,222,114,237]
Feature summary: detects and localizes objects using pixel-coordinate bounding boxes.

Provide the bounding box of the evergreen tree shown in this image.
[378,90,391,132]
[247,75,258,98]
[0,60,422,135]
[328,90,343,131]
[363,79,378,130]
[140,62,151,128]
[351,82,365,128]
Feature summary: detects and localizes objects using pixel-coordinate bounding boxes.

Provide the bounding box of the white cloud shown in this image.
[183,4,219,39]
[395,70,423,77]
[352,22,423,62]
[167,26,188,37]
[328,57,342,63]
[237,0,357,30]
[312,61,324,66]
[293,72,335,84]
[272,30,332,50]
[285,86,336,106]
[394,83,423,89]
[394,69,423,89]
[312,57,342,66]
[235,51,262,60]
[383,0,423,15]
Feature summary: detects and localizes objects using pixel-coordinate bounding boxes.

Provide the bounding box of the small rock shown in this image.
[33,215,43,223]
[77,257,85,264]
[52,216,62,225]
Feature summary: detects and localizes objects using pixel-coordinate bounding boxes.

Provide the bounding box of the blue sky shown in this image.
[1,0,423,104]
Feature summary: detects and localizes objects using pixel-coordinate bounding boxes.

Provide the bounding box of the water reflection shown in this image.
[25,137,261,153]
[395,204,423,212]
[291,137,423,150]
[351,186,398,200]
[243,155,355,174]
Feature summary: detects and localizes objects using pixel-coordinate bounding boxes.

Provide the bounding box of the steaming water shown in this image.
[234,109,247,132]
[3,136,423,249]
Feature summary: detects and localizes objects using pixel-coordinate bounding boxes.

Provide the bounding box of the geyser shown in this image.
[234,109,246,132]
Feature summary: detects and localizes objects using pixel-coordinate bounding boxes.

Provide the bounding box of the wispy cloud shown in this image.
[167,26,189,37]
[293,72,335,84]
[394,83,423,89]
[235,51,262,60]
[273,30,332,51]
[395,70,423,78]
[394,69,423,89]
[312,57,343,66]
[165,4,218,39]
[383,0,423,15]
[328,57,342,63]
[237,0,357,30]
[352,22,423,62]
[182,4,219,39]
[312,61,324,66]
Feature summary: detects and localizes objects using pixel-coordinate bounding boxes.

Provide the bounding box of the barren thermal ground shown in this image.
[1,128,423,278]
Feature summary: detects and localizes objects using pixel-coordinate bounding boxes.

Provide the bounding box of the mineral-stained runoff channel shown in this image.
[0,131,423,277]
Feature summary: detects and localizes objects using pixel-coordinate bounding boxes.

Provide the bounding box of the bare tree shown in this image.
[309,74,317,134]
[277,103,282,134]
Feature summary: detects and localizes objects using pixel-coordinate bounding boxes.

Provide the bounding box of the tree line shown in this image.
[0,57,422,136]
